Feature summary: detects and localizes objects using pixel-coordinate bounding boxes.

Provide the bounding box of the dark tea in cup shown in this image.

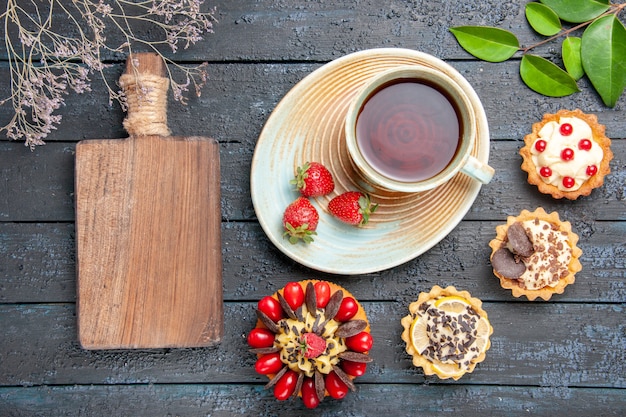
[355,80,461,182]
[345,64,494,193]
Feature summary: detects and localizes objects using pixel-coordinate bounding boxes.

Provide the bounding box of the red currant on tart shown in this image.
[534,139,546,152]
[559,123,573,136]
[539,166,552,177]
[586,165,598,176]
[249,280,372,408]
[578,139,592,151]
[562,176,576,188]
[560,148,575,161]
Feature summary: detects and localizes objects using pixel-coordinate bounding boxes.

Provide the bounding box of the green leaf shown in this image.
[539,0,609,23]
[449,26,519,62]
[562,37,584,80]
[581,15,626,107]
[520,54,580,97]
[525,3,562,36]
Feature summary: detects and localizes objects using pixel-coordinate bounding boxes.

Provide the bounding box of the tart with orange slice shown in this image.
[401,286,493,380]
[248,280,372,408]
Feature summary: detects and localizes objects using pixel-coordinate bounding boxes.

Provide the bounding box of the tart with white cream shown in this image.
[520,109,612,199]
[401,285,493,380]
[489,208,583,301]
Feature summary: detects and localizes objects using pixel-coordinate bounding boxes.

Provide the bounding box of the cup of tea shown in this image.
[345,64,494,193]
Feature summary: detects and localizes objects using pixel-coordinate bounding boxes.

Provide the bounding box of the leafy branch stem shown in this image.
[521,2,626,54]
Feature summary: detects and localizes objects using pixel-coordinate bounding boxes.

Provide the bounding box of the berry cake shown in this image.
[248,280,372,408]
[520,109,613,199]
[401,286,493,380]
[489,208,583,301]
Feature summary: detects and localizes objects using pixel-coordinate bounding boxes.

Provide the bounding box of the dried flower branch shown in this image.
[1,0,217,148]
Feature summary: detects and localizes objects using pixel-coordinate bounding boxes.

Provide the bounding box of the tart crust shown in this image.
[489,208,583,301]
[520,109,613,200]
[400,285,493,381]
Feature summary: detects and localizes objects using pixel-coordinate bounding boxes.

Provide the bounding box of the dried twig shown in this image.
[0,0,217,148]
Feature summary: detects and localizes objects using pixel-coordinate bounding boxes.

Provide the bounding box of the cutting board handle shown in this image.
[119,53,171,137]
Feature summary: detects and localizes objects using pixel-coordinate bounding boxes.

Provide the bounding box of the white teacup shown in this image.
[345,64,494,193]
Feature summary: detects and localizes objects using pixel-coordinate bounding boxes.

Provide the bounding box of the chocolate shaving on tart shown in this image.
[332,365,356,392]
[256,309,279,333]
[338,351,372,363]
[507,221,534,257]
[292,372,304,399]
[314,370,325,402]
[335,320,368,338]
[419,302,483,366]
[323,290,344,322]
[311,312,323,335]
[491,248,526,279]
[249,347,280,355]
[295,306,304,322]
[277,291,297,320]
[305,282,317,314]
[264,365,288,389]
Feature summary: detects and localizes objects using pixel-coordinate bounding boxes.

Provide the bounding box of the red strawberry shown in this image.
[283,197,319,244]
[328,192,378,226]
[291,162,335,197]
[300,332,327,359]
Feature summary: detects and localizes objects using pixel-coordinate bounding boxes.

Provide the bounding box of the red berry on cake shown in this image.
[578,139,592,150]
[559,122,573,136]
[562,176,575,188]
[539,166,552,177]
[534,139,546,152]
[560,148,574,161]
[586,165,598,176]
[301,332,327,358]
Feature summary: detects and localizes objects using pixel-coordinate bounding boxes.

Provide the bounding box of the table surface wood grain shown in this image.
[1,1,624,416]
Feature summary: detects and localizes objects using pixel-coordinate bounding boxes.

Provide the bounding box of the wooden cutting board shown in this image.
[75,53,223,349]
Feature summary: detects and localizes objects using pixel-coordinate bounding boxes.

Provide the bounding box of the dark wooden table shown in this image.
[1,1,625,415]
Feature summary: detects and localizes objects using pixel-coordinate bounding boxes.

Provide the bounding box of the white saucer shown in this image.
[250,48,490,275]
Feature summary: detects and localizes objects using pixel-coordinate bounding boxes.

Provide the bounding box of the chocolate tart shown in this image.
[489,208,583,301]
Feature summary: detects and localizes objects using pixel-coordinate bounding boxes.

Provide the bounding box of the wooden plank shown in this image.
[0,0,586,63]
[1,220,625,303]
[221,220,626,303]
[0,223,75,303]
[1,139,625,223]
[1,302,624,388]
[1,62,626,147]
[0,142,76,222]
[1,384,624,416]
